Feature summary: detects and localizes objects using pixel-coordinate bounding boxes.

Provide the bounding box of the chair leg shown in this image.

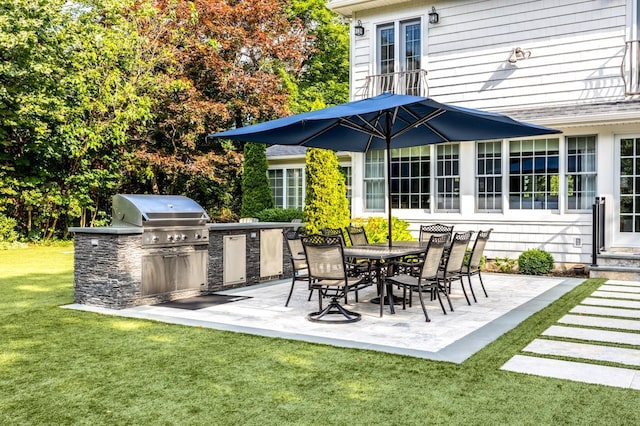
[307,297,361,323]
[285,277,296,307]
[466,274,478,303]
[417,285,431,322]
[433,286,447,315]
[478,271,488,297]
[457,277,471,305]
[439,280,454,312]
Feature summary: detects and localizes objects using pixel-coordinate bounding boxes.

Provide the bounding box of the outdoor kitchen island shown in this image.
[70,194,297,309]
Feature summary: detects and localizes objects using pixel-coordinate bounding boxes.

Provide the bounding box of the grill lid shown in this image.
[112,194,210,228]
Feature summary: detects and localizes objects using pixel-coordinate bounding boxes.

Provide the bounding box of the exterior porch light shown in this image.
[354,20,365,37]
[428,7,439,24]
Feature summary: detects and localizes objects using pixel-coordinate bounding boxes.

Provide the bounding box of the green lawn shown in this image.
[1,244,638,425]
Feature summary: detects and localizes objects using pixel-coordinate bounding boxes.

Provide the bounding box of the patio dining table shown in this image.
[342,245,426,317]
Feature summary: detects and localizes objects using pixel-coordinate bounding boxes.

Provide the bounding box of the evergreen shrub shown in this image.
[0,214,18,243]
[518,248,554,275]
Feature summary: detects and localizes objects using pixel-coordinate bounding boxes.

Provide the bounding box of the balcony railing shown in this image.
[356,69,429,99]
[622,40,640,96]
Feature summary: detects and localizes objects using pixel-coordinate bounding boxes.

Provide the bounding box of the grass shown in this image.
[1,244,639,425]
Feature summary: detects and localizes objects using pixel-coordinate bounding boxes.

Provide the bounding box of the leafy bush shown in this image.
[0,214,18,243]
[241,143,273,217]
[518,248,554,275]
[350,217,414,243]
[255,208,304,222]
[493,257,517,273]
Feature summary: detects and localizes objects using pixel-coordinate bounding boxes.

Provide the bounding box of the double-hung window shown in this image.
[509,138,560,210]
[476,141,502,212]
[364,150,385,210]
[268,168,304,209]
[390,146,430,209]
[566,135,596,210]
[436,144,460,212]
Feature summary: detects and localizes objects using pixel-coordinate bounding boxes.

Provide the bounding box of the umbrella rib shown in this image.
[294,120,343,146]
[392,107,450,141]
[339,115,386,139]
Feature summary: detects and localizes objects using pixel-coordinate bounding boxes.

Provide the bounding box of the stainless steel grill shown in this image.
[111,194,210,296]
[112,194,210,247]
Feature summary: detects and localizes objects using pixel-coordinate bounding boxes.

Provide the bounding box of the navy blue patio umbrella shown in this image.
[209,93,561,247]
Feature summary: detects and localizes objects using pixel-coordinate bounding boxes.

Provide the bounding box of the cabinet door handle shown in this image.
[163,255,177,259]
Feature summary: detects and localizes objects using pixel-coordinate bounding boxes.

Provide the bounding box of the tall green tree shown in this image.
[241,142,273,217]
[304,148,350,234]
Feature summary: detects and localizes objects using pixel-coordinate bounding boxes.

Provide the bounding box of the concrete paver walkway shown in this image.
[501,279,640,390]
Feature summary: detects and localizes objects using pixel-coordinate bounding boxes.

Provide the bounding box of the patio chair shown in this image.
[385,234,452,322]
[439,231,474,306]
[301,234,364,323]
[283,229,312,307]
[419,223,454,243]
[322,227,373,296]
[463,229,492,302]
[346,226,369,246]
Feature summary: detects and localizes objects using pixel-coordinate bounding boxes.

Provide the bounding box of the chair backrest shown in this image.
[468,229,492,270]
[283,229,306,269]
[321,227,347,246]
[419,223,454,243]
[420,234,448,280]
[443,231,473,274]
[301,234,348,285]
[346,226,369,246]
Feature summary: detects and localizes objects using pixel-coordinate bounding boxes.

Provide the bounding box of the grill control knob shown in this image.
[167,235,174,241]
[152,236,159,242]
[180,234,187,241]
[195,233,201,239]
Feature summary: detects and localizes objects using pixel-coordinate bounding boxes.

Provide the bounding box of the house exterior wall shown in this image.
[265,0,640,266]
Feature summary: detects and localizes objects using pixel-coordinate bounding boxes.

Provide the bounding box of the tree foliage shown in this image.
[0,0,312,239]
[241,143,273,217]
[304,148,350,234]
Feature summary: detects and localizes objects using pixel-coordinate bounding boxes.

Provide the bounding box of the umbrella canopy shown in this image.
[210,93,561,246]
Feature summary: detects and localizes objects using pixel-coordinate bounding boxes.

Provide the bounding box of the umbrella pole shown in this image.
[386,134,393,249]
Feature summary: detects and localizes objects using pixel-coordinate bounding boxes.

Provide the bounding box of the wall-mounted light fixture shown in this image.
[354,20,365,37]
[508,47,531,63]
[428,7,439,24]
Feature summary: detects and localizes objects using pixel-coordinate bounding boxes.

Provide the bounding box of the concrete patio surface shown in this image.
[64,273,581,363]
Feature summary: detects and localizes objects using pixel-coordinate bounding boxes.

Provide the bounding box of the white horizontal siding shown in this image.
[351,0,630,108]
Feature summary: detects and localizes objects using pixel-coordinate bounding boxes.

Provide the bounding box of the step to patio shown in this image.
[523,339,640,367]
[582,297,640,309]
[590,266,640,281]
[571,305,640,319]
[558,314,640,331]
[501,355,640,389]
[599,284,640,294]
[542,325,640,346]
[591,291,640,301]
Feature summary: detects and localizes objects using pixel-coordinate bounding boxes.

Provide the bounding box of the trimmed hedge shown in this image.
[518,248,554,275]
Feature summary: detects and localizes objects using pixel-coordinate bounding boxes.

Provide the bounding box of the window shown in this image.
[620,137,640,232]
[401,20,421,95]
[268,168,304,209]
[509,138,559,210]
[364,150,385,211]
[436,144,460,212]
[567,136,596,210]
[377,24,395,93]
[390,146,430,209]
[341,166,352,206]
[268,169,283,208]
[476,141,502,212]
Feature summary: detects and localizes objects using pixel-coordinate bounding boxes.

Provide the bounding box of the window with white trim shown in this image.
[436,144,459,212]
[509,138,559,210]
[566,135,596,210]
[476,141,502,212]
[268,168,304,209]
[390,146,430,209]
[364,150,385,211]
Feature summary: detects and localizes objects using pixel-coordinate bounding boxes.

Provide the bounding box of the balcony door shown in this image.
[376,19,422,96]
